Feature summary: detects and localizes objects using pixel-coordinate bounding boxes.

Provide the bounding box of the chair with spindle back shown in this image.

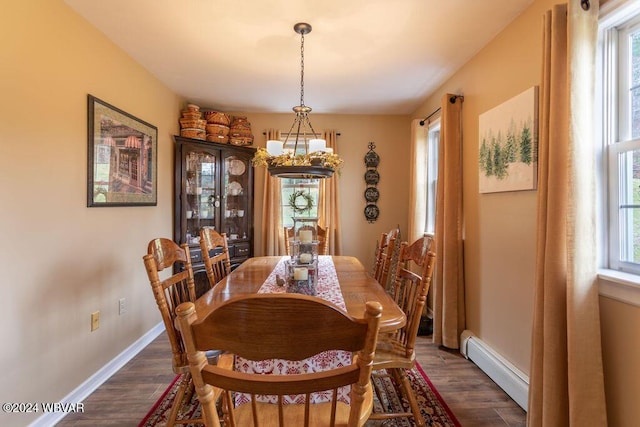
[143,238,231,426]
[372,226,401,291]
[369,234,436,426]
[284,224,329,256]
[199,228,232,288]
[176,293,383,427]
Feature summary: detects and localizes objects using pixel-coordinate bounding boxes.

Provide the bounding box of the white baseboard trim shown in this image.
[460,330,529,411]
[29,322,165,427]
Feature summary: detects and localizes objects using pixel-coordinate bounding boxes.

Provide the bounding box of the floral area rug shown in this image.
[139,362,460,426]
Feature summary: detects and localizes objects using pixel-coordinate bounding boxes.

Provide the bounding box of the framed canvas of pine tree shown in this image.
[478,86,538,193]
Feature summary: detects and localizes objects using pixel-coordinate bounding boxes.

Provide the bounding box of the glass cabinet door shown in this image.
[222,152,251,243]
[184,149,220,244]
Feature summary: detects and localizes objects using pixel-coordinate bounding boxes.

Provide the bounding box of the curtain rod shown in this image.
[419,108,441,126]
[419,94,464,126]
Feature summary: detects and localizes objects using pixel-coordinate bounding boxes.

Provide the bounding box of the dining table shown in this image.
[194,255,406,333]
[194,255,406,405]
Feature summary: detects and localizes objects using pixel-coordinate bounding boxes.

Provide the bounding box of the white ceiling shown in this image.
[64,0,533,115]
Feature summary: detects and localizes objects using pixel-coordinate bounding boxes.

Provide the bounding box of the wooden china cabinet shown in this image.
[173,136,255,295]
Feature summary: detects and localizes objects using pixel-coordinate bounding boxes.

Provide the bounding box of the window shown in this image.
[424,119,440,234]
[602,6,640,275]
[278,133,321,228]
[281,178,320,228]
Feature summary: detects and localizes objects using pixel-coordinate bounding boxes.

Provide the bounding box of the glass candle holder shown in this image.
[286,259,318,296]
[290,240,319,265]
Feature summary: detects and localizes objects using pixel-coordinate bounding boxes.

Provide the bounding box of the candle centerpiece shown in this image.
[287,261,317,295]
[286,217,320,295]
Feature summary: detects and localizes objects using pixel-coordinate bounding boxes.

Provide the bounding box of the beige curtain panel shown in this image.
[432,94,465,349]
[318,130,342,255]
[527,2,607,426]
[260,129,285,256]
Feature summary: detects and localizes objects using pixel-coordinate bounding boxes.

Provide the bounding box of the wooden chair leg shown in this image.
[168,374,204,426]
[183,375,196,406]
[389,367,403,386]
[167,374,189,426]
[166,354,232,426]
[371,371,389,412]
[369,369,414,423]
[369,368,426,426]
[394,368,425,427]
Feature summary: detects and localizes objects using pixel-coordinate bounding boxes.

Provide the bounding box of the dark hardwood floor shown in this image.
[56,332,526,426]
[413,338,527,427]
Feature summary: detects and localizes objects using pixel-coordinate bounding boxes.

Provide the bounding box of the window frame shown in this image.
[603,8,640,274]
[424,119,440,235]
[277,133,322,228]
[597,0,640,306]
[281,178,320,228]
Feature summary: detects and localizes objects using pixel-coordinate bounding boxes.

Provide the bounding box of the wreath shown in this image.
[289,190,314,215]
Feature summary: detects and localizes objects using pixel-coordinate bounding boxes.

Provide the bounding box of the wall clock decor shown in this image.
[364,142,380,223]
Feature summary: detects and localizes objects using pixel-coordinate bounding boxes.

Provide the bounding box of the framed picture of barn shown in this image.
[87,95,157,206]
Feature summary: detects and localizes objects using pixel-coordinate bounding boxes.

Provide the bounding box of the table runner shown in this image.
[235,256,352,404]
[256,256,346,308]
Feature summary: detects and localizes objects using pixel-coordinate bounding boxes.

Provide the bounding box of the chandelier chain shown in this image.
[299,31,305,107]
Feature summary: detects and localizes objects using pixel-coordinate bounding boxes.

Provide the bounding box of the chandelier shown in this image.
[252,23,343,179]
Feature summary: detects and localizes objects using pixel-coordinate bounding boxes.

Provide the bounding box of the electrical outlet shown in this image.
[119,298,126,315]
[91,311,100,331]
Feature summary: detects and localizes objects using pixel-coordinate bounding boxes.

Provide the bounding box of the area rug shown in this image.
[139,362,461,426]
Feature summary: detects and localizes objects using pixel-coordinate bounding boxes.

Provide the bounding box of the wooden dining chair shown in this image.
[199,228,231,288]
[284,226,293,256]
[143,238,200,425]
[372,226,400,291]
[143,238,232,426]
[176,293,383,427]
[368,234,436,426]
[284,225,329,255]
[316,224,329,255]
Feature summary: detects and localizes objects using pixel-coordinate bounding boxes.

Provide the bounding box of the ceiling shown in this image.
[64,0,533,115]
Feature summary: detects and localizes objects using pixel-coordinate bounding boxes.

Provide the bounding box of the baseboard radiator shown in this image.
[460,330,529,410]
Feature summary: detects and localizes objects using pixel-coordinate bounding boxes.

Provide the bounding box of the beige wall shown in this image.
[0,1,183,425]
[599,292,640,426]
[413,0,640,425]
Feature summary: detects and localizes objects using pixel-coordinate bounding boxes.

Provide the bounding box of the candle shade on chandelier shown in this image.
[252,23,343,179]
